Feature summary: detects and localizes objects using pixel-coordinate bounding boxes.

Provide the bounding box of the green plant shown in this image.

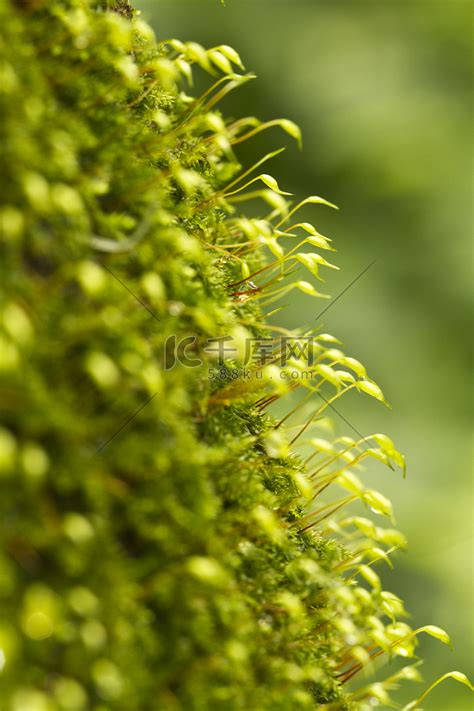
[0,1,472,709]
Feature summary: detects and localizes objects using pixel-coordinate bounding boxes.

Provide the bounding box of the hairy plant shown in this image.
[0,1,472,710]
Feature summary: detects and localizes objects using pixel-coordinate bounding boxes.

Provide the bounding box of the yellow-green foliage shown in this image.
[0,1,470,710]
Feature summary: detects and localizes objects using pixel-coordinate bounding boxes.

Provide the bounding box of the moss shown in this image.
[0,1,453,709]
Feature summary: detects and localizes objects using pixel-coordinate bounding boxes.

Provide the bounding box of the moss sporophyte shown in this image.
[0,1,472,709]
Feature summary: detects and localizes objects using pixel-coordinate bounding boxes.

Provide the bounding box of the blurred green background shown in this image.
[137,1,473,708]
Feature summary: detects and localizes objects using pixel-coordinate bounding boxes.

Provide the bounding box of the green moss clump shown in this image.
[0,2,460,710]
